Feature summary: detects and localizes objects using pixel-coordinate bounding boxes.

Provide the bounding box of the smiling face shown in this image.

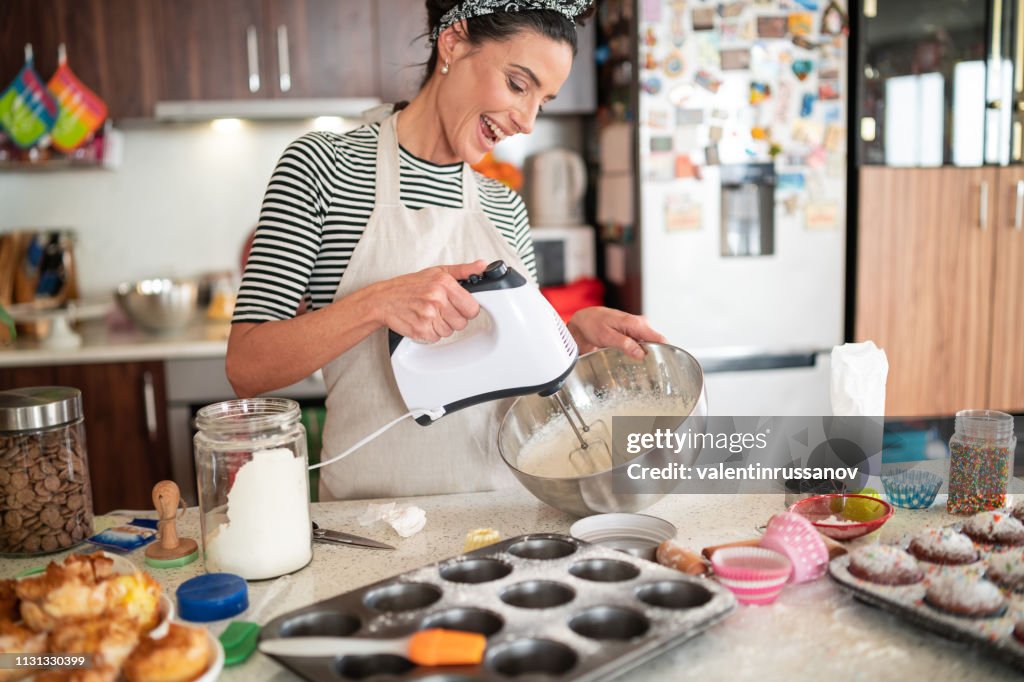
[435,28,574,164]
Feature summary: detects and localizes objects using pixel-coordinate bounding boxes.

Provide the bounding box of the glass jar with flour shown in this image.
[194,398,312,579]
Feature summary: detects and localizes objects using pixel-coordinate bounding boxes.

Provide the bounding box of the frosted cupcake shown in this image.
[924,576,1007,618]
[848,545,924,586]
[908,528,979,565]
[963,511,1024,547]
[1010,500,1024,524]
[986,549,1024,592]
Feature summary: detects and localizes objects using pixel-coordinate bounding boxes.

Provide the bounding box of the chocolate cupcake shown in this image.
[924,576,1007,618]
[963,511,1024,546]
[986,549,1024,592]
[908,527,979,565]
[848,545,924,586]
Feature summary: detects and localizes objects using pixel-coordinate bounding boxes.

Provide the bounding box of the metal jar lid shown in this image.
[0,387,84,432]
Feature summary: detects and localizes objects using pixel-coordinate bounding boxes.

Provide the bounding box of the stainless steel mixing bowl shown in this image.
[115,278,199,333]
[498,343,708,518]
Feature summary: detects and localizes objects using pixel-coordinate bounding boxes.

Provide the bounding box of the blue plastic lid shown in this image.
[176,573,249,622]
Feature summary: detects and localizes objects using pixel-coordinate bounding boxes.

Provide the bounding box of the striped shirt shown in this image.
[233,124,536,323]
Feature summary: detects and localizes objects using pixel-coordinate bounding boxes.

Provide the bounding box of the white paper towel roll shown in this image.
[831,341,889,416]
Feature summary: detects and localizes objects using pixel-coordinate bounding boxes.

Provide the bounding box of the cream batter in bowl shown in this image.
[497,343,708,517]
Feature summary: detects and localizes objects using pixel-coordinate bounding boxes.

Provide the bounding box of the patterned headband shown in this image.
[431,0,592,43]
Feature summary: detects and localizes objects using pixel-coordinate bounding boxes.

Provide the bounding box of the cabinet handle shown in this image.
[980,181,989,229]
[1017,180,1024,231]
[277,25,291,93]
[246,25,261,93]
[143,371,158,443]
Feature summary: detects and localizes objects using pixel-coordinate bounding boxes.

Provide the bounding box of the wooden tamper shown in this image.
[144,480,199,568]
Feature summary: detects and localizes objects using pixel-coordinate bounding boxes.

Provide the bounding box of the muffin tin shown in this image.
[261,533,736,680]
[829,518,1024,672]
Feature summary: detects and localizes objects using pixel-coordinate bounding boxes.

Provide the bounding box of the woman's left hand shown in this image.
[567,306,667,360]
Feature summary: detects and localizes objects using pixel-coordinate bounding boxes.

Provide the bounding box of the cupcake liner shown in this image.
[761,512,829,583]
[882,469,943,509]
[712,547,792,581]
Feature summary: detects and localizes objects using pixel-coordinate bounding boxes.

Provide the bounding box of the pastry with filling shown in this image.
[0,580,18,622]
[907,527,979,565]
[986,548,1024,592]
[16,555,162,633]
[46,617,140,677]
[123,623,212,682]
[962,511,1024,546]
[0,620,46,682]
[924,575,1007,617]
[847,545,923,585]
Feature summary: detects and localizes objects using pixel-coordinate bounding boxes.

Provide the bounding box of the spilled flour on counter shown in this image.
[515,394,695,478]
[205,447,312,580]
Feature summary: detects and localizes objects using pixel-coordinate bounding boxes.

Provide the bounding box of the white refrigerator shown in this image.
[629,0,849,415]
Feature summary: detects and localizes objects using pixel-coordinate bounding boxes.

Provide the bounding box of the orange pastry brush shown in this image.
[259,628,486,666]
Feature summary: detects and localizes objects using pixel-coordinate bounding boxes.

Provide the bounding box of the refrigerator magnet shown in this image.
[720,49,751,71]
[694,70,723,93]
[674,155,702,179]
[704,144,721,165]
[644,52,660,71]
[642,76,663,95]
[788,13,814,37]
[824,124,845,152]
[757,16,788,39]
[800,93,817,117]
[791,59,813,80]
[665,195,703,232]
[782,195,801,216]
[667,82,696,106]
[719,2,747,19]
[646,153,676,182]
[676,108,704,125]
[751,126,771,141]
[750,82,772,105]
[694,34,721,69]
[791,35,818,50]
[641,0,662,22]
[650,136,675,153]
[663,51,685,79]
[804,202,839,230]
[777,172,806,192]
[818,80,840,100]
[692,7,716,31]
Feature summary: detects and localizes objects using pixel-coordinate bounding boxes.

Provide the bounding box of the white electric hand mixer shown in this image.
[311,260,613,474]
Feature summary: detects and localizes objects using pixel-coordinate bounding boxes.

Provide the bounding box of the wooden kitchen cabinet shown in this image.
[0,0,159,119]
[989,166,1024,413]
[265,0,376,98]
[856,166,1024,416]
[157,0,376,102]
[0,362,172,514]
[375,0,431,104]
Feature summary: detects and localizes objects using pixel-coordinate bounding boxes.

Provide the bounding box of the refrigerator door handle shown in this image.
[980,181,989,230]
[1016,180,1024,231]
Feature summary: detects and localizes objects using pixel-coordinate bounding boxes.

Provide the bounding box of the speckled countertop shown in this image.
[1,488,1019,681]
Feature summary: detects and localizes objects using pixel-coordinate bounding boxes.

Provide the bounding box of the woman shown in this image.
[227,0,665,501]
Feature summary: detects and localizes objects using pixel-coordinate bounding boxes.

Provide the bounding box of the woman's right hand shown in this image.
[366,260,487,343]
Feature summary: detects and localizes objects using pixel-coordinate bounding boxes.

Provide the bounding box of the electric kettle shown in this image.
[526,148,587,226]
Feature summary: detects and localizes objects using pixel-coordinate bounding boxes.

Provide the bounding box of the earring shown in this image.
[441,60,450,75]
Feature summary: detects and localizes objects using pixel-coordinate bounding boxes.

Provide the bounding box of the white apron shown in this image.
[318,113,527,500]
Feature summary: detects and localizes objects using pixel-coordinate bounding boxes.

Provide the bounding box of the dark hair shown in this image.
[420,1,594,87]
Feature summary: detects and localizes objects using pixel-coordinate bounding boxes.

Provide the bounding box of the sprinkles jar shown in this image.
[947,410,1016,514]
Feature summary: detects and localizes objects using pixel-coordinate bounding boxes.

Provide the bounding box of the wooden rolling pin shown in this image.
[701,533,847,562]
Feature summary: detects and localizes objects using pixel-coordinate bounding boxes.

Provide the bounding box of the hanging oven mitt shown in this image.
[0,45,58,149]
[48,44,108,153]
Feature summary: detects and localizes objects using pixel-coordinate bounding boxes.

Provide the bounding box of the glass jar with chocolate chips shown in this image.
[0,387,93,555]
